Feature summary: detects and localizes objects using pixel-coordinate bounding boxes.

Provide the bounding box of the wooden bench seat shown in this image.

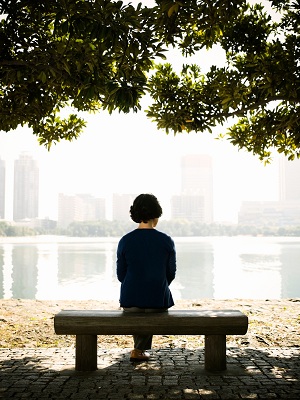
[54,309,248,372]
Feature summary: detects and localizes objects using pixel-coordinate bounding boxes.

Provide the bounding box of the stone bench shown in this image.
[54,309,248,372]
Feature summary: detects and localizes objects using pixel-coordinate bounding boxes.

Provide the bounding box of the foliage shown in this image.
[147,0,300,160]
[0,221,36,236]
[64,219,134,237]
[0,0,164,149]
[0,0,299,158]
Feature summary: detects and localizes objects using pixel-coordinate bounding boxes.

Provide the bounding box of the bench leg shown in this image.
[204,335,226,371]
[75,335,97,371]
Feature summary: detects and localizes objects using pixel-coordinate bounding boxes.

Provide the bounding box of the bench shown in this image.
[54,309,248,372]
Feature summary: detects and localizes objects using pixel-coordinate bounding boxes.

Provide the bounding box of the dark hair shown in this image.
[130,194,163,223]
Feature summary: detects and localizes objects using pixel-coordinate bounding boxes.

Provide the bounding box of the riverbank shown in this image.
[1,298,299,349]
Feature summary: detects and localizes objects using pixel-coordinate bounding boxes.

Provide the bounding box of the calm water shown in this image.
[0,236,299,300]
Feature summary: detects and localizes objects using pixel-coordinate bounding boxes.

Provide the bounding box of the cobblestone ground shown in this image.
[0,347,299,399]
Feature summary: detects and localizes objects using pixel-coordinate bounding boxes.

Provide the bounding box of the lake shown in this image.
[0,236,299,300]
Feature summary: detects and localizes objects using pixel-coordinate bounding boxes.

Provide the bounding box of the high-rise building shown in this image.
[0,158,5,219]
[58,193,106,228]
[239,157,300,227]
[171,195,205,222]
[279,157,300,201]
[171,155,213,223]
[13,154,39,221]
[112,193,136,221]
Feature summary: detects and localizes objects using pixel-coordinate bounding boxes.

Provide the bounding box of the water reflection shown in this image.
[213,238,282,299]
[55,242,120,300]
[12,245,38,298]
[279,241,300,298]
[173,240,214,299]
[0,237,299,300]
[35,243,59,299]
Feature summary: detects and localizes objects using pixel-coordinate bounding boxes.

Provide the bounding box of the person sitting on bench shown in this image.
[116,193,177,361]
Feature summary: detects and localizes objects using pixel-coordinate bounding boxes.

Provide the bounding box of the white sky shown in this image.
[0,0,281,223]
[0,99,280,223]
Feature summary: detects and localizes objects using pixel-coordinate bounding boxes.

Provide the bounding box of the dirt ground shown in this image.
[0,298,299,350]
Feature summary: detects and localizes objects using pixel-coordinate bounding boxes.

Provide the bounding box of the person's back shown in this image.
[116,193,177,361]
[117,228,176,309]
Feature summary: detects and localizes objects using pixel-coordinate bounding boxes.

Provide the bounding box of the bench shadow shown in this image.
[1,347,299,399]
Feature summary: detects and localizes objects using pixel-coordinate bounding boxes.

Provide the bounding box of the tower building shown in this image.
[58,193,106,228]
[279,157,300,201]
[13,154,39,221]
[172,154,213,223]
[113,193,136,221]
[239,157,300,226]
[0,158,5,219]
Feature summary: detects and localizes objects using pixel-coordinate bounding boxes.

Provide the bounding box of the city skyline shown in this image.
[0,142,288,224]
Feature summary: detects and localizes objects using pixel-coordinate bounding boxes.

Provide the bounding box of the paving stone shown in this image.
[0,347,299,399]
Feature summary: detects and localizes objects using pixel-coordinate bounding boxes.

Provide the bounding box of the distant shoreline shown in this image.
[1,234,300,244]
[0,235,120,244]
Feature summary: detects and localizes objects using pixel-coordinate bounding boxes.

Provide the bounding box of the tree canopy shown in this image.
[0,0,299,159]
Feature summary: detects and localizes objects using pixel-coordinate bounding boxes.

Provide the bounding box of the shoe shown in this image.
[130,349,150,361]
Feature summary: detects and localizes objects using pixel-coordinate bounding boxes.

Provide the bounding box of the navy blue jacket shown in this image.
[116,229,176,308]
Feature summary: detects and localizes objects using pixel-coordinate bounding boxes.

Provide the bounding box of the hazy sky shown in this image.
[0,0,281,223]
[0,101,280,223]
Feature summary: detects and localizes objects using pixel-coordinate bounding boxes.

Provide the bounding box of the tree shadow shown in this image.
[0,346,299,399]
